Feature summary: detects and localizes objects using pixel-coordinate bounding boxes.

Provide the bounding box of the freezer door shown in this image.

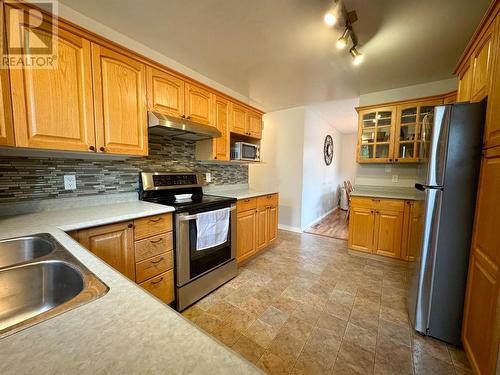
[426,106,451,187]
[407,187,443,334]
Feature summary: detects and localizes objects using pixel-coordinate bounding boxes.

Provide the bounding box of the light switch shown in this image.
[205,173,212,183]
[392,175,399,183]
[64,175,77,190]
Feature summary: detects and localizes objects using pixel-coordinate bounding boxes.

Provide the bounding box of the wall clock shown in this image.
[324,135,333,165]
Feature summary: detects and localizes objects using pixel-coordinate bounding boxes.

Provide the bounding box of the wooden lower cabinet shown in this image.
[71,214,175,304]
[401,200,423,262]
[348,196,408,260]
[462,146,500,375]
[236,194,279,263]
[76,221,135,280]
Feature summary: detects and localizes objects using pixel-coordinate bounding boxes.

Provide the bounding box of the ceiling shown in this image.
[59,0,491,112]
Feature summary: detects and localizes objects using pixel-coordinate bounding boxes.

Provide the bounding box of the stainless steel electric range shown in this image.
[139,172,237,311]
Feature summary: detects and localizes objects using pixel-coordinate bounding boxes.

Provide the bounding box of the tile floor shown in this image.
[304,210,349,240]
[182,230,472,375]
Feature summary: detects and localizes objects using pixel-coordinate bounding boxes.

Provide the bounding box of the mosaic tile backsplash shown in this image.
[0,133,248,203]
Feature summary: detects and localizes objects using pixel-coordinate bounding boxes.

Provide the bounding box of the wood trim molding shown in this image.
[7,0,265,115]
[454,0,500,74]
[355,91,455,112]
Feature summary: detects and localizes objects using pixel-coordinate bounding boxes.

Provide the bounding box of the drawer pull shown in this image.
[151,277,164,285]
[150,257,163,264]
[150,238,163,244]
[371,199,380,202]
[244,199,251,202]
[149,217,163,223]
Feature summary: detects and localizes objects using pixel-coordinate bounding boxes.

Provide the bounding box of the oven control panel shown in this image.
[141,172,203,190]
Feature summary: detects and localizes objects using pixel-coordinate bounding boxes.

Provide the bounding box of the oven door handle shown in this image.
[177,206,236,221]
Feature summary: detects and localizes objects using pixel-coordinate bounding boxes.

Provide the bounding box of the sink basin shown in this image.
[0,235,54,268]
[0,233,108,338]
[0,261,84,332]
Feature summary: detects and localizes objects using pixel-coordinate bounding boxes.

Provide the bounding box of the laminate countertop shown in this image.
[350,185,421,200]
[0,201,261,375]
[205,186,278,200]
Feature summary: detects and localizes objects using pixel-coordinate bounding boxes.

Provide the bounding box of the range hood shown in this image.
[148,111,221,141]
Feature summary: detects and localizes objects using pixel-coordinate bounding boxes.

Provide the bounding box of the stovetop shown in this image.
[143,194,236,213]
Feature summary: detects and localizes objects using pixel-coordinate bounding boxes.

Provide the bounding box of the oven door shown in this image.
[175,204,236,287]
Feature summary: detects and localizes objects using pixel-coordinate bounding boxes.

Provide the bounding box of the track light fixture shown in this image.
[349,46,364,65]
[336,27,351,50]
[323,2,365,66]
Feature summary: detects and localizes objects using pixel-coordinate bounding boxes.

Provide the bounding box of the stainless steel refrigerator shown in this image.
[407,102,485,346]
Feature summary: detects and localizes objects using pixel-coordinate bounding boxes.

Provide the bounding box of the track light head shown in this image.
[336,27,351,50]
[349,46,364,65]
[324,1,340,27]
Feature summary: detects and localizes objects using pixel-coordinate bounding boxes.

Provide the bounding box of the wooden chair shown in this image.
[343,180,353,223]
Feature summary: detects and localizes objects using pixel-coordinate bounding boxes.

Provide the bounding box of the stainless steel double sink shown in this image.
[0,233,108,338]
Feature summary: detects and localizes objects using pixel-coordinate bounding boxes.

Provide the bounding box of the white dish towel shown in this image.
[196,207,230,251]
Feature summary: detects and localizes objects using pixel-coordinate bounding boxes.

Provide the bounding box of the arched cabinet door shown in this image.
[92,44,148,156]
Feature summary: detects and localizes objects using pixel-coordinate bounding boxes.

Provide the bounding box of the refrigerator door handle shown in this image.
[415,183,444,191]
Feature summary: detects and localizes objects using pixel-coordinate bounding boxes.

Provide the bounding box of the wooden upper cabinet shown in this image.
[185,82,213,126]
[92,44,148,156]
[457,64,473,102]
[247,110,263,139]
[485,17,500,149]
[231,103,247,135]
[147,66,184,118]
[213,96,230,160]
[357,106,396,163]
[7,14,95,152]
[443,91,457,104]
[462,146,500,375]
[471,23,495,102]
[76,221,135,280]
[0,66,14,146]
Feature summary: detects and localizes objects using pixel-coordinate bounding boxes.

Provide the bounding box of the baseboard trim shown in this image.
[278,224,302,233]
[302,206,338,231]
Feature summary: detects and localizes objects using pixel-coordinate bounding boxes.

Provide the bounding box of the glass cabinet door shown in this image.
[395,100,443,163]
[358,107,395,162]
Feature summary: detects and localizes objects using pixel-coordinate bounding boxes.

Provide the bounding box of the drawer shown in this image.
[139,270,174,304]
[135,251,173,283]
[237,197,257,212]
[134,213,172,240]
[135,232,173,262]
[351,196,404,212]
[257,193,278,209]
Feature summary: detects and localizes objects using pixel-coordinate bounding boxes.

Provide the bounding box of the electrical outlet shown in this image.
[392,175,399,183]
[385,165,392,173]
[205,172,212,183]
[64,175,77,190]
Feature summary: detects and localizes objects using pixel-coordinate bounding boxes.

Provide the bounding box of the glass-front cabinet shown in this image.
[356,95,449,164]
[394,99,443,163]
[357,106,396,163]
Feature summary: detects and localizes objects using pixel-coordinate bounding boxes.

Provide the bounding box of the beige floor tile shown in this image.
[240,296,270,318]
[224,306,256,333]
[344,322,377,353]
[268,330,307,364]
[189,312,223,335]
[206,300,240,320]
[231,335,265,364]
[378,318,411,347]
[243,319,281,349]
[447,345,472,371]
[257,350,295,375]
[413,350,454,375]
[260,306,289,328]
[271,295,300,315]
[375,335,413,374]
[280,316,315,341]
[357,287,382,304]
[290,301,323,324]
[181,305,205,319]
[324,299,353,321]
[211,323,242,347]
[316,311,348,338]
[412,335,452,363]
[333,340,375,375]
[379,305,408,327]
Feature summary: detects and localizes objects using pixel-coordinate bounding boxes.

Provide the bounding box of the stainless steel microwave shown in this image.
[231,142,260,161]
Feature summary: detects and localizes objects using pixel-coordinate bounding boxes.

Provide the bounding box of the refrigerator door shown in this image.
[407,186,443,334]
[426,105,451,187]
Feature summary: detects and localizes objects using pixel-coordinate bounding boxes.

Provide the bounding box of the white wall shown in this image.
[249,107,305,231]
[339,133,357,184]
[300,109,343,229]
[359,78,457,107]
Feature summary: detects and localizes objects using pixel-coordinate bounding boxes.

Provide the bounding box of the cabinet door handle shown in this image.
[150,238,163,244]
[89,145,95,151]
[151,277,164,285]
[389,158,393,162]
[99,146,106,152]
[371,199,380,202]
[128,223,133,228]
[187,116,192,120]
[149,217,163,223]
[150,257,163,264]
[181,114,186,118]
[244,199,251,203]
